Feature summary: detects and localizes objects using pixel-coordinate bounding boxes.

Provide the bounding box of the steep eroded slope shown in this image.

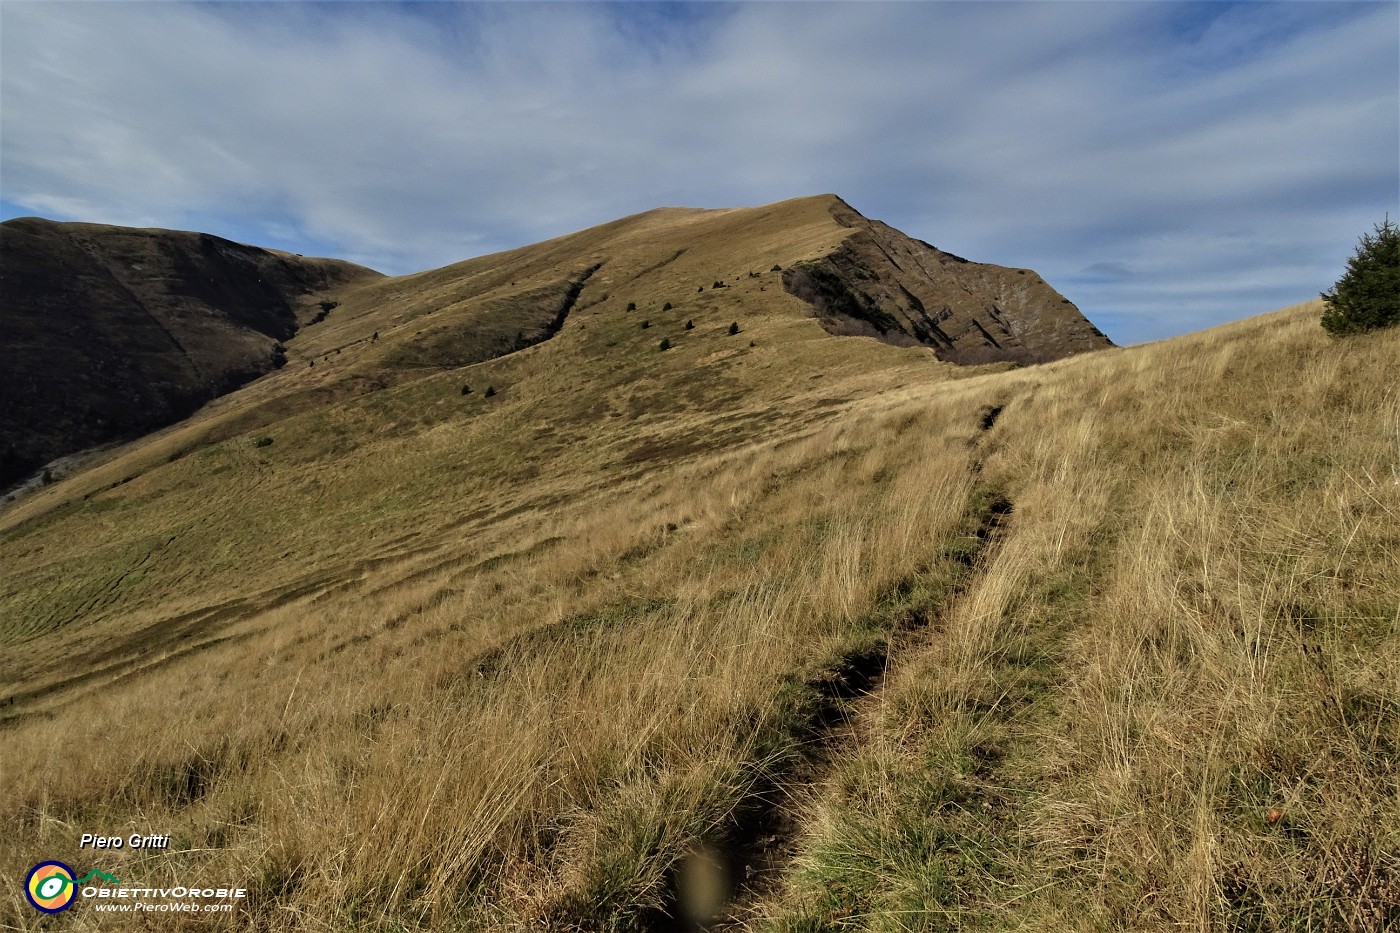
[0,217,381,488]
[783,198,1113,364]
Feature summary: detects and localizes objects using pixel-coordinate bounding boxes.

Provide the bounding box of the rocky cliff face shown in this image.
[783,199,1112,364]
[0,217,380,489]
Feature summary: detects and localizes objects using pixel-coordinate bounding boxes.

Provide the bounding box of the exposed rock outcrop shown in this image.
[783,198,1112,364]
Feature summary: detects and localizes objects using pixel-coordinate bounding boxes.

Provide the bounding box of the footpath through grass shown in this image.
[1,302,1396,932]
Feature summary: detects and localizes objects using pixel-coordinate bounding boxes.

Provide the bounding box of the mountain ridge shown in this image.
[1,195,1110,494]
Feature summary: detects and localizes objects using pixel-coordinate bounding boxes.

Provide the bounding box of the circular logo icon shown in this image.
[25,861,77,913]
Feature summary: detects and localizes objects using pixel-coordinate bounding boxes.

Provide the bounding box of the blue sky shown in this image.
[2,2,1396,345]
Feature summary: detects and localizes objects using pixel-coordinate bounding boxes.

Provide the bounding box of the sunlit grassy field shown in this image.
[2,284,1396,928]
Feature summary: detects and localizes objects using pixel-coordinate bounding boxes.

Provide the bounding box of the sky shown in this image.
[2,2,1396,346]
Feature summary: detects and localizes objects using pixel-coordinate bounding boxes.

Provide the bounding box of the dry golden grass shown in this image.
[1,294,1396,931]
[0,385,976,929]
[760,303,1400,932]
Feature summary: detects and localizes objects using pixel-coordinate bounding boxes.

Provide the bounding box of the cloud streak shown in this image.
[2,1,1395,344]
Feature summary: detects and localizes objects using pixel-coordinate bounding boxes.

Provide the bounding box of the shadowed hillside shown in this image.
[1,197,1393,932]
[0,217,381,489]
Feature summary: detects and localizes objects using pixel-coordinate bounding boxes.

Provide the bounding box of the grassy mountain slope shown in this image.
[0,217,381,489]
[0,195,1096,670]
[0,197,1394,931]
[1,195,1105,500]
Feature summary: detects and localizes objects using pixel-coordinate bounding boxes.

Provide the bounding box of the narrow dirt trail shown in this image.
[706,404,1014,931]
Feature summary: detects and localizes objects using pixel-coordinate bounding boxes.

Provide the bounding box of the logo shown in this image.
[25,861,77,913]
[23,863,124,913]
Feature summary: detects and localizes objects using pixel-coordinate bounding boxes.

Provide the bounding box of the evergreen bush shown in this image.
[1321,216,1400,335]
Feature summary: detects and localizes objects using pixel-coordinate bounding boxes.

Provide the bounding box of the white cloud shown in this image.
[1,1,1394,345]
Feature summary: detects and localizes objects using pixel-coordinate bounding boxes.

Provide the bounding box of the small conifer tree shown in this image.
[1321,216,1400,335]
[641,320,651,329]
[484,386,497,398]
[626,301,637,312]
[461,384,472,396]
[728,321,740,336]
[659,337,671,351]
[685,320,694,330]
[662,302,673,311]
